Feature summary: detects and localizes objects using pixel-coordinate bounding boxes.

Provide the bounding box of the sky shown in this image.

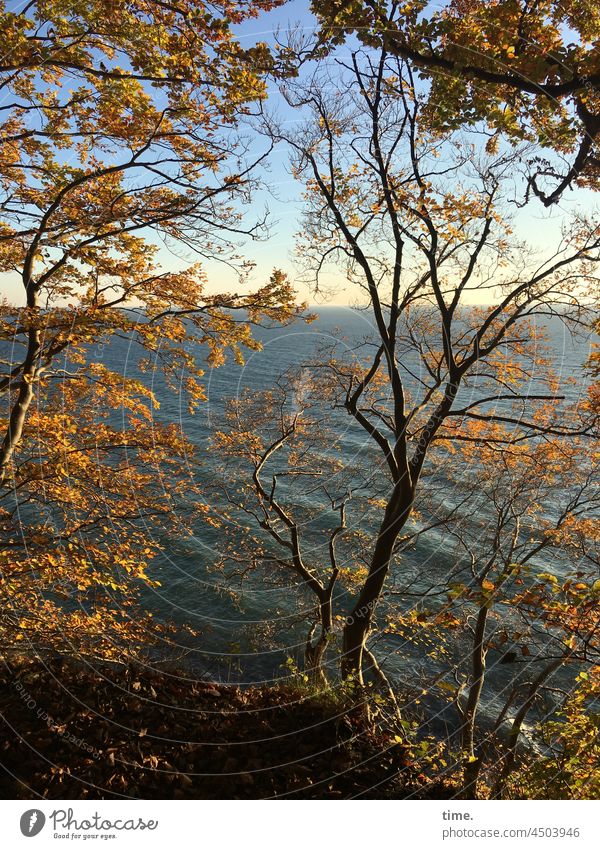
[203,1,596,307]
[182,0,355,306]
[1,0,324,307]
[1,0,597,308]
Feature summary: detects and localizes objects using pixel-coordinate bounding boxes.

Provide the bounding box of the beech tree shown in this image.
[0,361,205,656]
[312,0,600,205]
[0,0,303,478]
[528,670,600,799]
[0,0,305,654]
[212,371,403,698]
[391,429,600,798]
[264,43,599,683]
[212,377,350,684]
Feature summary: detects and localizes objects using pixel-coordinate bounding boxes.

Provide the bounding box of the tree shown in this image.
[0,0,304,483]
[212,372,377,687]
[0,359,205,657]
[311,0,600,205]
[526,670,600,799]
[0,0,307,655]
[264,41,599,683]
[392,429,599,798]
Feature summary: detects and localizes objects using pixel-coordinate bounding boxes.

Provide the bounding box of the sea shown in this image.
[76,307,600,730]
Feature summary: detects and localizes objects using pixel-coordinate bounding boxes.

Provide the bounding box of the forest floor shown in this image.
[0,655,438,799]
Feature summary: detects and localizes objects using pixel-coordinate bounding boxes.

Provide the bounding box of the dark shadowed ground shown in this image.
[0,656,434,800]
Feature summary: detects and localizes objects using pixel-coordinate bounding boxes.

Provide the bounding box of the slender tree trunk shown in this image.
[305,588,333,685]
[341,481,413,681]
[362,646,402,718]
[0,289,40,486]
[461,605,488,798]
[491,657,565,799]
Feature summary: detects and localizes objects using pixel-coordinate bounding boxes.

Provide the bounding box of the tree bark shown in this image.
[341,479,413,681]
[491,656,565,799]
[461,605,488,799]
[0,288,40,486]
[305,586,333,685]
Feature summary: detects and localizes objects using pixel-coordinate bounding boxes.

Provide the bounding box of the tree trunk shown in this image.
[461,605,488,799]
[0,290,40,486]
[305,588,333,685]
[491,656,565,799]
[341,480,412,682]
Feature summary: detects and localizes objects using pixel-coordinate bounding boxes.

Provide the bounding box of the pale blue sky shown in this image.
[1,0,596,308]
